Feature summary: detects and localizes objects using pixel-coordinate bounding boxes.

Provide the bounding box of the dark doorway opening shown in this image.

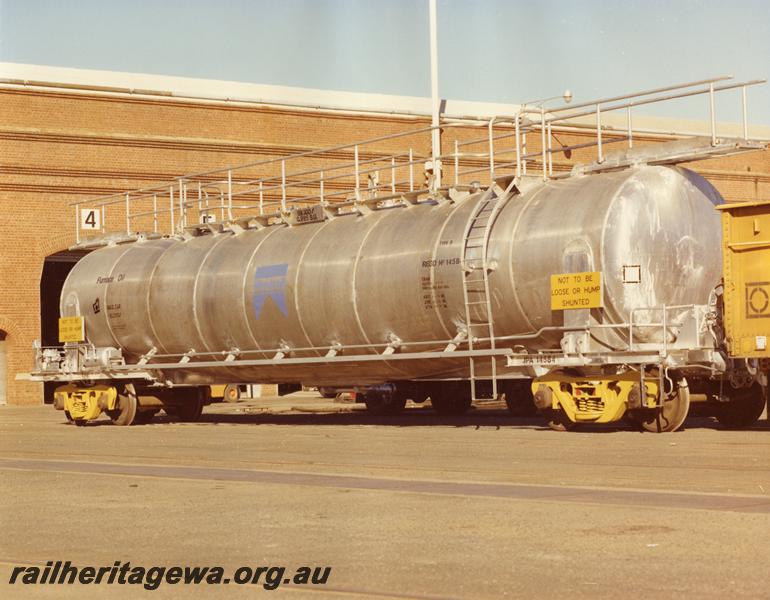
[0,330,6,405]
[40,249,90,403]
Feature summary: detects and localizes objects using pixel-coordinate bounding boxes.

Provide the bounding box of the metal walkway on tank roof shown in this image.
[69,75,766,246]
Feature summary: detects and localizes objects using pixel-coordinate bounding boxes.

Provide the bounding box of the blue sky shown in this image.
[2,0,769,123]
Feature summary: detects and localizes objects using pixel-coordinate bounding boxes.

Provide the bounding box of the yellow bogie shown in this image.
[53,385,118,424]
[532,373,660,425]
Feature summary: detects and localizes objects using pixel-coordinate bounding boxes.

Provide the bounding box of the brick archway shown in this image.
[0,317,26,405]
[35,232,78,281]
[0,317,24,345]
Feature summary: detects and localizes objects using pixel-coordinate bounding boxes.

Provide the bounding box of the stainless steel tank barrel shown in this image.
[60,166,723,385]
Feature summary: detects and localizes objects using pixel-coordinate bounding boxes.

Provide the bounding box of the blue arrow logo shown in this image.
[252,263,289,318]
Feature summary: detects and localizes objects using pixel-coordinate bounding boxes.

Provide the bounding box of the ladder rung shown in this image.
[466,300,488,305]
[466,288,486,293]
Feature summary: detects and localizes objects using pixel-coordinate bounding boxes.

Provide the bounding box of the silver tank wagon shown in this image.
[42,164,743,430]
[26,76,769,431]
[61,166,721,384]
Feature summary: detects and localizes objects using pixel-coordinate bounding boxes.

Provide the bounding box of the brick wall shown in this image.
[1,86,768,405]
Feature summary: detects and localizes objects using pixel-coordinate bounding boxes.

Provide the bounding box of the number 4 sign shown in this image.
[80,208,101,230]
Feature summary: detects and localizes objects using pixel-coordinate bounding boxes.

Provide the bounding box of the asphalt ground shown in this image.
[1,393,769,599]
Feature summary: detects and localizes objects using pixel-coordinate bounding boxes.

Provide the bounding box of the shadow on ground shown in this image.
[58,403,770,433]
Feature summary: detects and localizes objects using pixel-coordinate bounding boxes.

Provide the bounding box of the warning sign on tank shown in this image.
[550,272,603,310]
[58,316,85,343]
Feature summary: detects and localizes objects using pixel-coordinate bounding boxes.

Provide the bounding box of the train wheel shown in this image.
[623,410,645,428]
[106,385,138,426]
[363,388,407,415]
[430,384,472,415]
[546,409,576,431]
[165,392,204,422]
[318,387,338,399]
[716,382,766,429]
[223,384,241,403]
[502,380,538,417]
[134,409,159,424]
[640,377,690,433]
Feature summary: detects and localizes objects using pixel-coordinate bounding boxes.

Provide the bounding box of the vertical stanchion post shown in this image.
[354,145,360,200]
[125,192,130,234]
[627,105,634,149]
[197,181,203,224]
[454,139,459,187]
[169,185,175,234]
[320,172,324,204]
[281,161,287,212]
[522,130,527,175]
[75,203,80,244]
[596,104,603,163]
[547,122,553,177]
[709,82,716,146]
[101,205,106,234]
[259,181,264,215]
[153,194,158,233]
[541,108,547,181]
[515,114,521,178]
[179,179,185,229]
[391,157,396,194]
[227,169,233,221]
[488,117,496,183]
[409,148,414,192]
[742,85,748,141]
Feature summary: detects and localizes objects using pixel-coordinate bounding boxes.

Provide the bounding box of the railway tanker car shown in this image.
[22,78,770,432]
